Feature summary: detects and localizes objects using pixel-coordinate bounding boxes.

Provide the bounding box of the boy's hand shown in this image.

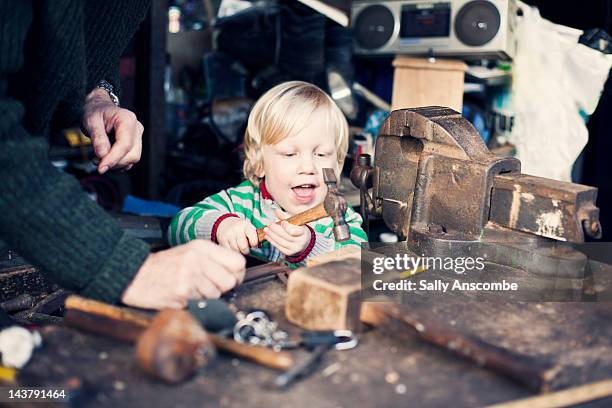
[264,209,311,257]
[216,217,258,255]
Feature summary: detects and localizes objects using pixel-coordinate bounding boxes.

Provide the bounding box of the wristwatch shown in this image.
[96,80,120,106]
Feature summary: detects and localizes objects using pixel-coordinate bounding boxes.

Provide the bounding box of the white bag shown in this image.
[509,2,612,182]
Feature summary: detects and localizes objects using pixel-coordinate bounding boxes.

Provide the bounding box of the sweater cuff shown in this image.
[210,213,240,243]
[286,225,316,264]
[308,232,336,259]
[79,233,150,304]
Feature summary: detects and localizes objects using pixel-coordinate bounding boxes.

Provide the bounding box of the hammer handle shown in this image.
[65,295,152,327]
[256,203,327,242]
[210,334,293,371]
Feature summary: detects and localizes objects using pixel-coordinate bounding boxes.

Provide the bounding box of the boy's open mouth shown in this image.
[292,184,317,203]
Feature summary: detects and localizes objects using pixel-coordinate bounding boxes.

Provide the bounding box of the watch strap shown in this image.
[96,80,120,106]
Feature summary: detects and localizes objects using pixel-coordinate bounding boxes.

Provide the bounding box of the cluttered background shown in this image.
[46,0,612,241]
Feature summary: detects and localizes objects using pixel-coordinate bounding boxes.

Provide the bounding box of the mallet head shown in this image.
[136,310,216,384]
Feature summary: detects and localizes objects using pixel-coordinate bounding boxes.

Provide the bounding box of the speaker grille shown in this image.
[354,5,395,50]
[454,0,501,46]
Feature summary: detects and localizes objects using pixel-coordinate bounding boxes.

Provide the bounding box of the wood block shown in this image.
[359,302,388,327]
[285,259,362,331]
[306,246,361,267]
[391,57,467,112]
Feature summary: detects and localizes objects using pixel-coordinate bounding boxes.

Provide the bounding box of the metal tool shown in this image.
[256,168,350,243]
[279,330,358,351]
[233,310,289,350]
[351,106,602,279]
[273,330,358,389]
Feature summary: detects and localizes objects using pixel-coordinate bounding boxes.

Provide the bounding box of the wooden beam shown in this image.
[487,378,612,408]
[133,0,168,199]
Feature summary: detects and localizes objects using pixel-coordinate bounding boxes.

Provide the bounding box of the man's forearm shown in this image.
[0,127,149,302]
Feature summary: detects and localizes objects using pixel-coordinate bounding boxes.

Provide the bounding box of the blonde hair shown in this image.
[243,81,349,185]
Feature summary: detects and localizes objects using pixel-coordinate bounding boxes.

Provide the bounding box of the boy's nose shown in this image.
[297,155,316,174]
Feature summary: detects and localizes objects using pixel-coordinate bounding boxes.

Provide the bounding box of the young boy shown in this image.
[168,81,367,266]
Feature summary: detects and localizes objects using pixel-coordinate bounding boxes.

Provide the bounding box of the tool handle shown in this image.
[210,334,293,371]
[65,295,293,371]
[65,295,152,327]
[64,308,150,343]
[274,343,329,388]
[64,295,153,343]
[256,202,327,243]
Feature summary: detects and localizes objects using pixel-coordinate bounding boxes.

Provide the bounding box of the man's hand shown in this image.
[264,208,311,256]
[216,217,259,255]
[121,240,245,309]
[82,88,144,174]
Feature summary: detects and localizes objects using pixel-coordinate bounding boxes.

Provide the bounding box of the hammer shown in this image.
[63,296,293,384]
[256,168,350,243]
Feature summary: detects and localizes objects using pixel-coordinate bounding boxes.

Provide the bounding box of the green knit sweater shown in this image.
[168,180,368,266]
[0,0,151,303]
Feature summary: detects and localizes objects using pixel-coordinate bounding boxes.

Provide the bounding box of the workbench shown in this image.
[14,259,612,408]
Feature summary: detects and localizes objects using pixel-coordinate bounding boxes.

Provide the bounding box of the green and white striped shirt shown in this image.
[168,180,367,266]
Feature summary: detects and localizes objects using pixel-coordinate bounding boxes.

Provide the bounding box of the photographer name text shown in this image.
[372,279,518,292]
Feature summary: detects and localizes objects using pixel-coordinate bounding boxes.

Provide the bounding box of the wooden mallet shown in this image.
[63,296,293,384]
[256,168,350,243]
[64,296,214,384]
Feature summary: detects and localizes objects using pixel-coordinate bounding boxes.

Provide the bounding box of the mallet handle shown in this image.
[64,295,294,371]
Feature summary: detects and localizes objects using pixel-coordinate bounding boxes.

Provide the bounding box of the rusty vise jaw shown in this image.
[351,106,601,279]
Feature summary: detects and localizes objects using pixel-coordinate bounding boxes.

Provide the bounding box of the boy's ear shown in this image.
[256,165,265,178]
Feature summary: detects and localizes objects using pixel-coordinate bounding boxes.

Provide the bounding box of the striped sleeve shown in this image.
[167,190,236,246]
[307,206,368,261]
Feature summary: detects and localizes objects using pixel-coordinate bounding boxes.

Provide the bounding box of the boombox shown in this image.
[351,0,519,60]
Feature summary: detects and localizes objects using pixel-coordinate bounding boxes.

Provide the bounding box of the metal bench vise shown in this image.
[351,107,602,279]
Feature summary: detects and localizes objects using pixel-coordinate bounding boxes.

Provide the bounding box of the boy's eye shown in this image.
[283,152,296,157]
[315,152,330,157]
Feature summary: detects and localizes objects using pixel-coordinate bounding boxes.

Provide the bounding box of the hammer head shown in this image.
[322,168,350,242]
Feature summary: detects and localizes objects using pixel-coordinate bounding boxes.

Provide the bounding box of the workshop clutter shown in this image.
[5,95,612,404]
[63,295,357,389]
[0,326,42,370]
[163,0,388,209]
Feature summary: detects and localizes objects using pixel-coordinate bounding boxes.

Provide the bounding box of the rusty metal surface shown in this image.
[321,168,350,242]
[490,173,601,241]
[353,106,600,244]
[365,106,521,240]
[351,106,601,280]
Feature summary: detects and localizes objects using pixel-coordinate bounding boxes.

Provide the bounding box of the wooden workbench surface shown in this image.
[16,259,612,408]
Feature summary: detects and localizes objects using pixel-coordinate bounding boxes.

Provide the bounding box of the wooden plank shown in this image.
[0,265,56,303]
[16,261,612,407]
[19,281,533,407]
[392,57,467,112]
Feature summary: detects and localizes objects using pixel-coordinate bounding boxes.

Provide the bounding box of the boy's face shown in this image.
[259,108,339,216]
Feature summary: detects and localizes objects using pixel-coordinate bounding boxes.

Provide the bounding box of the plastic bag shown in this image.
[509,2,612,182]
